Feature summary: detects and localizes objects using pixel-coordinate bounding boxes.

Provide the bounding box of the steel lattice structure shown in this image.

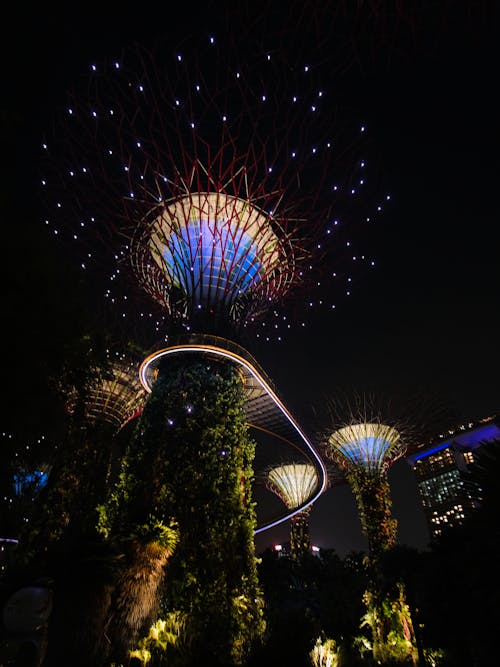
[41,35,387,341]
[66,357,146,431]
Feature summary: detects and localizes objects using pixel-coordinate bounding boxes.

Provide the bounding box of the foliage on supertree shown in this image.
[97,355,264,665]
[361,584,418,665]
[40,32,389,345]
[265,463,318,560]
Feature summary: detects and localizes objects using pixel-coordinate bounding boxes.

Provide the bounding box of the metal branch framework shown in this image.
[42,35,387,339]
[266,463,319,509]
[321,389,450,477]
[132,189,296,324]
[67,360,146,431]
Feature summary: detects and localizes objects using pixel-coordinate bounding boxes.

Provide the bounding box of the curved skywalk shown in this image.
[139,334,327,533]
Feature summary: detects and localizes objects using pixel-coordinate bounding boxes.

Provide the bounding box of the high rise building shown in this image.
[407,416,500,538]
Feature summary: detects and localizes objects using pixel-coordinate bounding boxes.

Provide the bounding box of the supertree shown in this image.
[10,354,148,667]
[39,27,389,664]
[320,392,444,666]
[326,422,404,562]
[265,463,319,560]
[25,353,147,550]
[41,35,388,341]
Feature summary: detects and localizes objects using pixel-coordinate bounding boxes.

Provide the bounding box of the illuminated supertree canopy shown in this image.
[321,390,442,480]
[327,422,404,475]
[41,35,389,342]
[266,463,319,511]
[66,355,146,431]
[320,391,446,664]
[265,462,319,559]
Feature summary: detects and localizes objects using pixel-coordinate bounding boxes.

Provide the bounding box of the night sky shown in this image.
[2,2,499,557]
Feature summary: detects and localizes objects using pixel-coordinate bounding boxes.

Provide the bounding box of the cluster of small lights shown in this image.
[430,503,468,536]
[1,433,52,542]
[41,32,391,342]
[272,543,320,556]
[0,538,19,573]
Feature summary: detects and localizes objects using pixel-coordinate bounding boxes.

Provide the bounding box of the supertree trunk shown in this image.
[290,508,312,561]
[348,471,418,665]
[99,355,264,665]
[154,356,265,666]
[348,471,397,564]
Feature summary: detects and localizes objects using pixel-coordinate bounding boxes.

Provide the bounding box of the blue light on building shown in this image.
[407,416,500,539]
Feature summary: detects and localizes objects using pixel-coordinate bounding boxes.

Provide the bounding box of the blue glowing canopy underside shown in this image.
[328,423,403,473]
[340,436,392,468]
[162,218,263,301]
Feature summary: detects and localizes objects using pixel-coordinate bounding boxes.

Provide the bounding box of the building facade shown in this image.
[407,416,500,538]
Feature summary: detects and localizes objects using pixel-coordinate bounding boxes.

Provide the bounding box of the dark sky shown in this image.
[2,2,499,557]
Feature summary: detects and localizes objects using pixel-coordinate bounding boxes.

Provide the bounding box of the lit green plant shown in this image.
[310,636,341,667]
[423,647,447,666]
[361,584,417,665]
[129,612,187,665]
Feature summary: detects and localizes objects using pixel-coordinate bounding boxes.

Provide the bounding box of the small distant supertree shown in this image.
[321,390,441,561]
[321,392,434,666]
[326,422,404,561]
[265,463,319,560]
